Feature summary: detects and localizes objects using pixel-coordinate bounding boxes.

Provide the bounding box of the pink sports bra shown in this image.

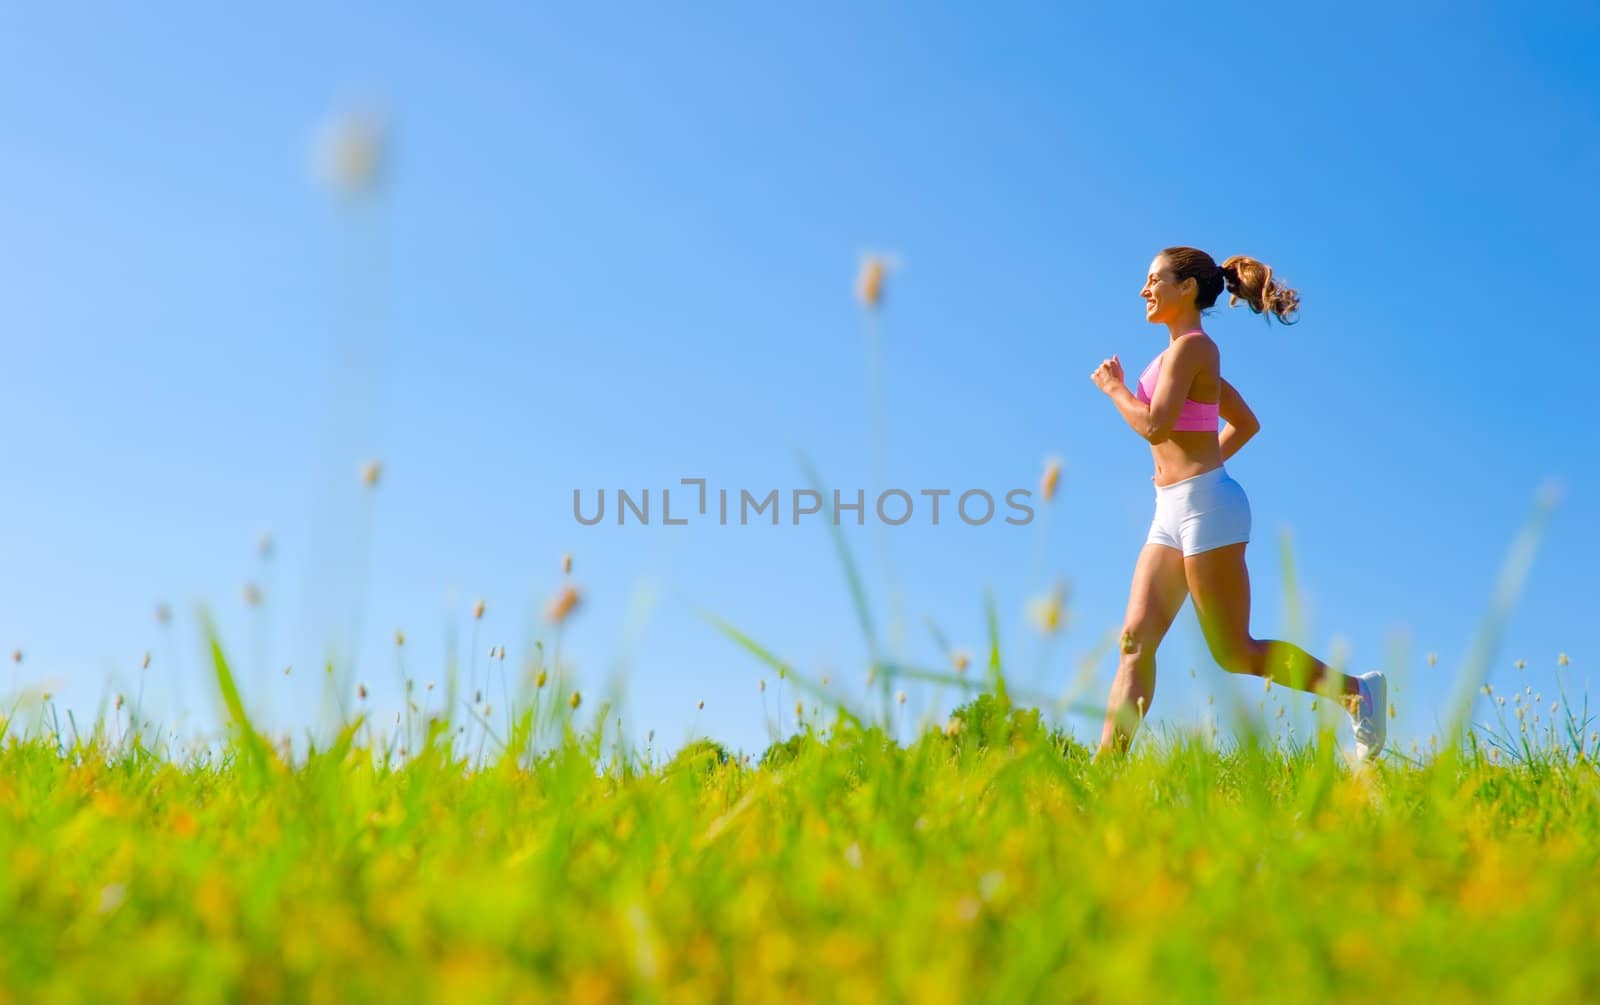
[1134,333,1219,432]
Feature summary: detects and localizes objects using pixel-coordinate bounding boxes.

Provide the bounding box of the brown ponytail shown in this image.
[1220,254,1299,324]
[1161,246,1300,325]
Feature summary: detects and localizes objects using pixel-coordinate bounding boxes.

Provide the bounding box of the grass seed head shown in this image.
[545,584,582,624]
[1026,580,1069,635]
[360,459,383,488]
[569,691,582,711]
[856,255,890,310]
[1040,456,1063,502]
[358,684,368,700]
[141,652,151,670]
[535,671,548,689]
[952,650,971,674]
[562,553,573,575]
[395,629,405,647]
[314,104,388,199]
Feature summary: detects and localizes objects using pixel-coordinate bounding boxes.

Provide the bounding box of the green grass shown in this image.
[0,481,1580,1001]
[2,687,1598,1003]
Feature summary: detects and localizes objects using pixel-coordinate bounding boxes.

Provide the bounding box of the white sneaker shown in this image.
[1351,671,1386,762]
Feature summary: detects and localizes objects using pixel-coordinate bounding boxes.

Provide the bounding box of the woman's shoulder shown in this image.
[1169,330,1220,362]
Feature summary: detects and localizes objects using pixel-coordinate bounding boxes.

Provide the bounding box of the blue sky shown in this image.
[2,2,1596,757]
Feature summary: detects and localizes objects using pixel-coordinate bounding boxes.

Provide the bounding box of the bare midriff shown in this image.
[1150,431,1223,487]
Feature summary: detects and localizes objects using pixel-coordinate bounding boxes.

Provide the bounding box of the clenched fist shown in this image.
[1090,355,1124,394]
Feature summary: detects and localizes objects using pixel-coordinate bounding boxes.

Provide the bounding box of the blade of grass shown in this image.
[1445,481,1561,743]
[199,609,272,788]
[703,612,865,726]
[795,451,879,661]
[985,588,1009,706]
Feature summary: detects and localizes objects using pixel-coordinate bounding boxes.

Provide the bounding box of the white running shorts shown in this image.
[1146,467,1252,556]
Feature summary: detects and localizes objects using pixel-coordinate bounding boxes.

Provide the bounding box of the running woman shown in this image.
[1089,247,1385,760]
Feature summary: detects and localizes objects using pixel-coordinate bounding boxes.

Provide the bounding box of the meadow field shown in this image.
[3,641,1598,1003]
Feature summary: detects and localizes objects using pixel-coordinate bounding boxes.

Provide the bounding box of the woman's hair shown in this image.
[1160,246,1300,324]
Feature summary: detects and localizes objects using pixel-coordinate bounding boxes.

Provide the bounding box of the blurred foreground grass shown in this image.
[3,690,1598,1004]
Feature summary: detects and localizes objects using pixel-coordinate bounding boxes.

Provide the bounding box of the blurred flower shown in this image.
[243,583,263,607]
[569,691,582,711]
[473,599,486,621]
[1040,457,1063,503]
[395,629,405,647]
[759,680,767,693]
[313,103,388,199]
[1427,652,1438,667]
[142,652,151,670]
[952,649,971,674]
[1514,659,1526,670]
[535,671,548,689]
[360,459,383,489]
[697,700,705,711]
[1558,652,1570,667]
[357,684,368,700]
[114,695,125,711]
[896,690,907,705]
[562,553,573,575]
[545,583,582,624]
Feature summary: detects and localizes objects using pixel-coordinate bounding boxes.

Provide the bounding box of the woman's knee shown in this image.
[1207,635,1262,676]
[1119,620,1164,661]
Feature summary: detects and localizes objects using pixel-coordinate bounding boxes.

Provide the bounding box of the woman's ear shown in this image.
[1182,275,1199,302]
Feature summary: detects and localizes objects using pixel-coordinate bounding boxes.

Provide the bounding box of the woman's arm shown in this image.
[1091,338,1212,443]
[1217,377,1260,461]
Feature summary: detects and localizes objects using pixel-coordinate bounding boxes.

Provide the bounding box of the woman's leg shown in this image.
[1097,543,1190,757]
[1183,543,1360,703]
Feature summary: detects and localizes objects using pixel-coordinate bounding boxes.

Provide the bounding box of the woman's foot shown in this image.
[1350,671,1387,762]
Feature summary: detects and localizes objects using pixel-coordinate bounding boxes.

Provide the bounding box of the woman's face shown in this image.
[1140,255,1196,325]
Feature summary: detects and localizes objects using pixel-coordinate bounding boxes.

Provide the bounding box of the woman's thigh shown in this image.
[1122,543,1189,648]
[1183,542,1252,656]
